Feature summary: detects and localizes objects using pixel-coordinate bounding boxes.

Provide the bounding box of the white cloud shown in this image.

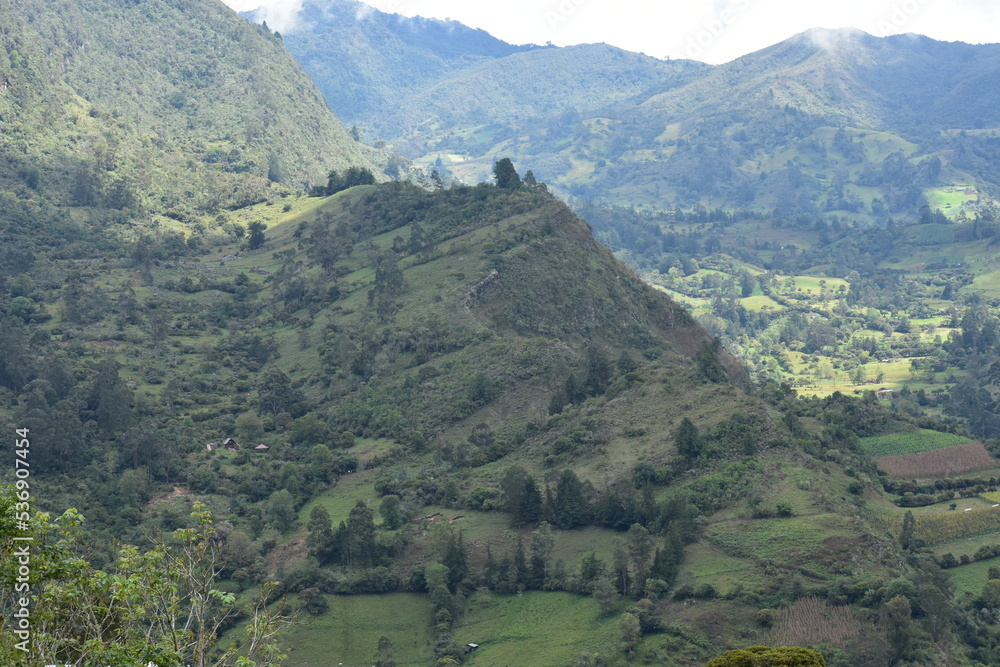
[222,0,1000,63]
[223,0,305,34]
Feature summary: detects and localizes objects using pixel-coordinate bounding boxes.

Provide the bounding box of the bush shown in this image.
[298,588,329,616]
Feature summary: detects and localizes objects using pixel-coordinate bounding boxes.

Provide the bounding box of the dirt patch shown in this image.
[264,536,308,572]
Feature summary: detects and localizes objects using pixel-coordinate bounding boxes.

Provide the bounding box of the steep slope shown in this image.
[0,0,387,228]
[0,169,979,665]
[254,0,704,145]
[248,0,537,129]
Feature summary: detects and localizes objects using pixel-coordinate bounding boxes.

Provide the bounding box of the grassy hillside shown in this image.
[6,174,989,664]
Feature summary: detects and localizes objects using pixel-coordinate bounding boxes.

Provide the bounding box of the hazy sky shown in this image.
[224,0,1000,64]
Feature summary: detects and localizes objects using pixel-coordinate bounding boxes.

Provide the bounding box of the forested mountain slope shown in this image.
[253,0,704,149]
[0,0,388,245]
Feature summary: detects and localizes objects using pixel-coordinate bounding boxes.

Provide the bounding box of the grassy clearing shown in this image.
[413,506,512,545]
[300,470,379,527]
[277,593,434,666]
[455,591,617,666]
[550,526,621,568]
[740,295,784,312]
[926,186,977,217]
[703,514,850,571]
[948,559,996,598]
[860,429,973,457]
[930,532,1000,559]
[678,541,757,594]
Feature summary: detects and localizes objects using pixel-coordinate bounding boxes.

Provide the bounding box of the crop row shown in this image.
[876,443,997,478]
[890,506,1000,545]
[766,596,861,648]
[861,429,974,458]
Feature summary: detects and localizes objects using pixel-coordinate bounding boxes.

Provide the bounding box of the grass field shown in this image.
[860,429,974,458]
[455,591,618,666]
[948,559,996,598]
[276,593,434,666]
[930,531,1000,560]
[704,513,856,576]
[677,541,757,594]
[926,186,978,218]
[740,295,785,312]
[300,470,380,527]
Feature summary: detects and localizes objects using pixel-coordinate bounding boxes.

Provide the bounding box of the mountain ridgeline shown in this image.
[268,6,1000,219]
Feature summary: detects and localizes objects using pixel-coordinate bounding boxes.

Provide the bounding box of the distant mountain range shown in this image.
[259,1,1000,220]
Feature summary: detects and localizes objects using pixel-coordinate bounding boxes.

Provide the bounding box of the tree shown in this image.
[492,158,521,190]
[441,530,469,591]
[299,587,329,616]
[900,509,916,550]
[344,499,378,568]
[612,541,632,598]
[257,367,303,417]
[236,410,265,443]
[882,595,916,663]
[626,523,654,595]
[247,221,268,250]
[675,417,702,460]
[554,469,587,529]
[376,636,398,667]
[266,489,296,532]
[617,612,641,655]
[0,491,290,666]
[528,522,555,589]
[92,357,134,436]
[585,346,612,396]
[307,504,336,562]
[705,646,826,667]
[517,476,543,526]
[592,577,619,614]
[380,494,403,530]
[502,466,542,526]
[697,340,727,382]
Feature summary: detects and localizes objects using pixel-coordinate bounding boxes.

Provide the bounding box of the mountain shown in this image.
[2,174,943,666]
[1,3,997,665]
[251,0,703,146]
[0,0,388,242]
[245,0,539,128]
[267,13,1000,218]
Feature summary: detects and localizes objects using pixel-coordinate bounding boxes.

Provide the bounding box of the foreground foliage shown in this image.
[0,488,288,666]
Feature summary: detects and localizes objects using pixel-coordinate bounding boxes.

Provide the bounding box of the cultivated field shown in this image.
[860,430,975,458]
[889,505,1000,545]
[875,443,997,478]
[766,596,863,649]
